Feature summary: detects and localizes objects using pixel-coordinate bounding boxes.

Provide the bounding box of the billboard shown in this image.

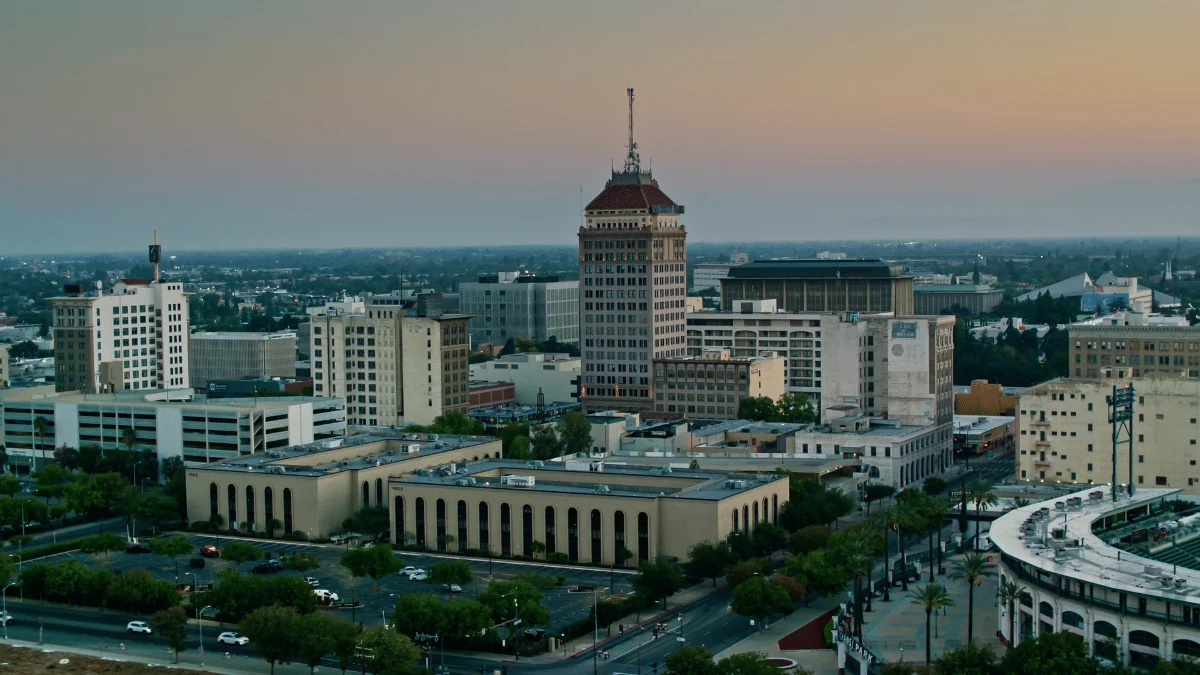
[891,322,919,339]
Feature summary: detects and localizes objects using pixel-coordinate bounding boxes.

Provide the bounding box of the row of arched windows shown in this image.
[731,494,779,534]
[209,483,293,534]
[394,496,650,564]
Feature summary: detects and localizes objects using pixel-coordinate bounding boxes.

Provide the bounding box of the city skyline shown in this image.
[3,1,1200,254]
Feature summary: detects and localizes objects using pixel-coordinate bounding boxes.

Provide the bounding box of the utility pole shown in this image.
[355,641,373,675]
[1109,384,1135,502]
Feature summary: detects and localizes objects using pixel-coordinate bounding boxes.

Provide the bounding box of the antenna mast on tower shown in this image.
[623,87,640,173]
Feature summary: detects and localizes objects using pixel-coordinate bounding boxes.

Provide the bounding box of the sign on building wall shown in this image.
[891,322,918,339]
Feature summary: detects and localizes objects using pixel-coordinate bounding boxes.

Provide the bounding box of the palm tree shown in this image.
[844,533,876,638]
[887,494,926,593]
[923,497,951,579]
[970,480,999,550]
[120,427,137,453]
[910,583,954,665]
[998,578,1030,647]
[1013,497,1031,509]
[32,415,49,453]
[950,552,995,645]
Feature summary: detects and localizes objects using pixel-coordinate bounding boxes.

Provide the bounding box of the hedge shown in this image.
[10,538,84,563]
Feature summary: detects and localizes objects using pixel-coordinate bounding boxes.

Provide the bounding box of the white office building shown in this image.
[459,273,579,347]
[469,352,580,405]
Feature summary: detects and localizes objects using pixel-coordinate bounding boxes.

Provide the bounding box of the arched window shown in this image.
[733,509,739,533]
[614,511,626,564]
[500,504,512,557]
[283,488,293,534]
[1129,630,1160,649]
[1093,620,1118,640]
[545,506,556,555]
[523,505,534,558]
[1174,639,1200,660]
[1038,601,1054,618]
[752,501,759,527]
[1062,611,1084,629]
[362,481,370,506]
[209,483,219,520]
[435,499,447,551]
[394,496,405,545]
[567,508,579,562]
[457,500,468,553]
[771,494,779,525]
[590,509,603,564]
[478,502,490,553]
[742,505,750,532]
[415,498,426,549]
[637,512,650,562]
[245,486,256,530]
[227,484,237,525]
[263,487,274,530]
[376,478,383,505]
[762,498,769,524]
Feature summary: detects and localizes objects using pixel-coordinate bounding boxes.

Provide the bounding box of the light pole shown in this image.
[131,460,143,539]
[592,587,599,675]
[2,583,15,639]
[197,604,213,666]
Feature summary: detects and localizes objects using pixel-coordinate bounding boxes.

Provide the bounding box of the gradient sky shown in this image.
[3,1,1199,255]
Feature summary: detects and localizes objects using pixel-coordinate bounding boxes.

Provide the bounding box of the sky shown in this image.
[2,1,1199,255]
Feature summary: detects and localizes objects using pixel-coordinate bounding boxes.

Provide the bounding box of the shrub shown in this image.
[546,552,568,563]
[555,575,566,586]
[12,538,86,563]
[281,531,309,542]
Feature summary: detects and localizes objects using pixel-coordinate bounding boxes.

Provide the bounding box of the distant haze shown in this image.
[2,1,1199,254]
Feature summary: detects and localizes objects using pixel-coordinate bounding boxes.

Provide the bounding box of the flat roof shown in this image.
[913,284,1002,293]
[469,402,580,417]
[990,486,1200,603]
[190,332,296,341]
[726,259,910,280]
[594,454,856,475]
[692,419,805,436]
[195,433,496,477]
[3,390,340,411]
[391,459,785,501]
[953,415,1015,435]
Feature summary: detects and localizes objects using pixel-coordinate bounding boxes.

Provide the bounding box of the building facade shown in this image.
[1068,324,1200,380]
[954,379,1021,416]
[1016,377,1200,493]
[189,332,297,385]
[459,273,579,346]
[579,89,687,413]
[691,252,747,292]
[308,294,471,427]
[952,414,1016,458]
[0,344,8,388]
[720,259,914,315]
[913,284,1005,315]
[652,349,785,419]
[50,279,191,393]
[0,390,344,472]
[470,352,580,405]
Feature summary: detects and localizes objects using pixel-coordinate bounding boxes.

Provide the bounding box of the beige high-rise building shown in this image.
[1068,323,1200,380]
[579,89,686,413]
[309,293,470,427]
[1016,376,1200,494]
[49,278,190,393]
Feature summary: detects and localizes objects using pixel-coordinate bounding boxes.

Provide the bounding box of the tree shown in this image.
[150,606,189,663]
[296,611,358,675]
[998,578,1030,647]
[923,477,947,495]
[686,540,736,587]
[79,531,125,562]
[428,559,473,586]
[556,412,592,456]
[240,605,301,675]
[341,506,391,541]
[665,645,719,675]
[358,627,420,675]
[780,478,854,531]
[950,552,995,645]
[497,422,530,454]
[632,559,685,610]
[478,580,550,643]
[131,493,177,533]
[340,543,403,590]
[150,534,193,582]
[786,548,847,597]
[910,583,954,665]
[726,558,771,588]
[33,464,70,504]
[282,551,321,573]
[998,631,1098,675]
[499,338,517,356]
[751,521,789,556]
[787,525,830,555]
[774,393,816,423]
[530,423,560,460]
[769,574,807,603]
[32,416,49,453]
[935,642,998,675]
[970,480,999,550]
[514,336,537,353]
[222,540,264,571]
[63,472,132,517]
[0,477,21,498]
[718,651,809,675]
[507,435,532,460]
[736,397,776,422]
[730,575,793,629]
[120,427,138,453]
[104,569,180,613]
[863,484,896,515]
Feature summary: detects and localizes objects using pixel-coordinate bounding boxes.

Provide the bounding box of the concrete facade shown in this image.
[955,379,1021,416]
[1069,324,1200,380]
[913,284,1005,315]
[469,352,580,405]
[459,274,579,347]
[720,259,915,316]
[188,332,297,385]
[0,344,8,389]
[652,349,785,419]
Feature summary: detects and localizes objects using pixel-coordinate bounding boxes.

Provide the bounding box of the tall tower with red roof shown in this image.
[578,89,687,413]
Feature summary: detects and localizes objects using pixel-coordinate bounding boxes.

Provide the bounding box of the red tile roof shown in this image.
[585,178,677,212]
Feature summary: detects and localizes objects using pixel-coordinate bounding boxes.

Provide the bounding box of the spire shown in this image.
[623,87,640,173]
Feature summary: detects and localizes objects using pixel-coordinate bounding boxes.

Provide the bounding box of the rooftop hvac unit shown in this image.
[1144,565,1163,577]
[595,485,610,494]
[1176,579,1188,589]
[659,466,672,475]
[1161,576,1176,587]
[416,468,434,477]
[725,479,747,490]
[589,462,604,473]
[431,434,439,441]
[406,444,420,454]
[501,475,536,487]
[1054,501,1066,510]
[455,478,471,486]
[529,460,545,469]
[1089,491,1104,501]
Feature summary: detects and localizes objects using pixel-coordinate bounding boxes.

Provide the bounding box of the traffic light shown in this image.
[618,624,624,634]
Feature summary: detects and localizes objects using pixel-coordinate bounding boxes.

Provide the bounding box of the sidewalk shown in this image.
[715,595,842,673]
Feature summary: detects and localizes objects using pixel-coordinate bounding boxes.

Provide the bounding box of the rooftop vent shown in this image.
[406,444,420,454]
[595,485,610,494]
[725,479,748,490]
[500,475,536,487]
[1145,565,1163,577]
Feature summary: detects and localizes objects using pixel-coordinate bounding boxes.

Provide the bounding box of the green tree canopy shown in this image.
[341,505,391,541]
[240,605,302,675]
[428,559,473,586]
[79,531,125,561]
[555,412,592,456]
[664,645,719,675]
[340,543,403,590]
[631,559,685,610]
[478,579,550,639]
[686,540,736,587]
[221,540,264,571]
[358,627,421,675]
[150,606,190,663]
[149,534,193,581]
[295,611,359,675]
[730,575,794,628]
[530,423,560,460]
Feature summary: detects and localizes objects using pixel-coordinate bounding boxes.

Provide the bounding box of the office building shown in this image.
[652,349,785,419]
[0,344,8,388]
[469,352,580,405]
[579,89,687,413]
[459,273,579,346]
[1068,322,1200,379]
[691,251,749,291]
[913,283,1005,315]
[308,293,471,427]
[50,278,191,393]
[992,486,1200,667]
[0,325,41,343]
[186,433,500,538]
[0,389,345,472]
[389,460,787,565]
[1015,377,1200,492]
[189,332,297,386]
[720,259,914,315]
[468,381,515,411]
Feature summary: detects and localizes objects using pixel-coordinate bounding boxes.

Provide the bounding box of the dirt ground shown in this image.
[0,644,181,675]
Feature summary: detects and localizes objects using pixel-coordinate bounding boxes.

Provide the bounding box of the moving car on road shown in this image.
[126,621,152,635]
[217,632,249,646]
[252,560,283,574]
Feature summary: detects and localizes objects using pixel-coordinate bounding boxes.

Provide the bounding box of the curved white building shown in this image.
[993,486,1200,668]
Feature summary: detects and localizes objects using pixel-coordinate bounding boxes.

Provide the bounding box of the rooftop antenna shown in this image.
[623,87,640,173]
[579,186,584,228]
[148,230,162,283]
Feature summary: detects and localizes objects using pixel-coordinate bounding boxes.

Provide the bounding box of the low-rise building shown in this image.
[468,402,582,431]
[0,344,8,389]
[189,332,297,386]
[954,379,1024,416]
[469,352,580,405]
[1015,377,1200,492]
[468,381,515,411]
[0,389,345,472]
[913,284,1005,315]
[952,414,1015,458]
[1068,322,1200,380]
[652,349,785,419]
[186,433,501,538]
[389,460,788,565]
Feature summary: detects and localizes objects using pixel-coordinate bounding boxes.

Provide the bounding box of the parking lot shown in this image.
[35,533,636,629]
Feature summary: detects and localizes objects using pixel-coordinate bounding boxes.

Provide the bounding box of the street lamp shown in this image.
[131,460,143,539]
[2,583,15,640]
[197,604,213,666]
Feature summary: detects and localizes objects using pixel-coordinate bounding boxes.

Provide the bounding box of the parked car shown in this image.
[314,589,340,603]
[442,583,462,594]
[303,576,319,587]
[252,561,282,574]
[400,566,419,576]
[189,557,206,569]
[409,571,428,582]
[0,612,13,626]
[199,544,220,558]
[217,632,249,646]
[329,532,360,544]
[127,621,152,635]
[125,542,151,554]
[523,628,547,640]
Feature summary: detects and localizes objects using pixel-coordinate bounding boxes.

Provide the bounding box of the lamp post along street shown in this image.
[198,604,213,666]
[2,583,15,640]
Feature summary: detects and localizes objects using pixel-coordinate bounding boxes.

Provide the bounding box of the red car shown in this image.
[199,544,220,558]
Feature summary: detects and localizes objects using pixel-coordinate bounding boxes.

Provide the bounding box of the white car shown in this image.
[315,589,340,603]
[217,632,249,646]
[442,583,462,593]
[303,576,319,587]
[127,621,152,635]
[0,612,12,626]
[409,571,429,582]
[400,566,419,576]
